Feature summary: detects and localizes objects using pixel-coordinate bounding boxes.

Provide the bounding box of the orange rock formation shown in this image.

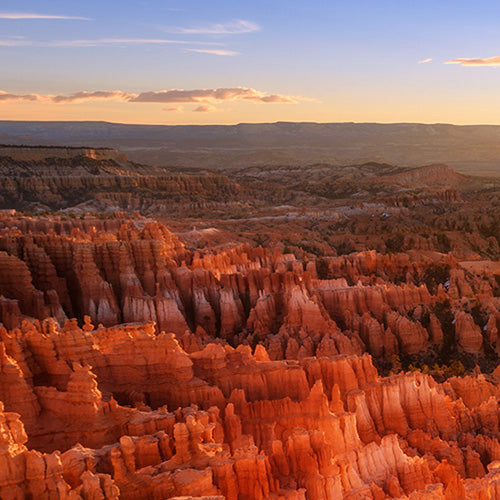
[0,214,499,498]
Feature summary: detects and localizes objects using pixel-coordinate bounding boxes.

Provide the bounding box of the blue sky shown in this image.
[1,0,500,124]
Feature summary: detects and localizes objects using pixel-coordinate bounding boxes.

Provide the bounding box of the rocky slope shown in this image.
[0,146,242,213]
[0,146,497,262]
[1,142,500,497]
[378,163,467,188]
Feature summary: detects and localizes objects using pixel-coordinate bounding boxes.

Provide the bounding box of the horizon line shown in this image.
[1,118,500,128]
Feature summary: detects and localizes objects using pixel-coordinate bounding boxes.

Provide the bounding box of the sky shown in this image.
[1,0,500,125]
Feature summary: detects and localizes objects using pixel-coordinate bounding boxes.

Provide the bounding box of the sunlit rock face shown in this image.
[3,319,500,499]
[0,213,497,365]
[2,212,500,498]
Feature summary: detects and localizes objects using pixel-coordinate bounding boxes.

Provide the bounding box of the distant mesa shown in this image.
[0,144,127,163]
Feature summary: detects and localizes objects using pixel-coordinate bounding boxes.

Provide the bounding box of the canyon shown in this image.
[1,144,500,498]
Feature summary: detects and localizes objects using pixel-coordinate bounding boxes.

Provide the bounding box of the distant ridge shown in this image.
[2,120,500,175]
[0,144,114,150]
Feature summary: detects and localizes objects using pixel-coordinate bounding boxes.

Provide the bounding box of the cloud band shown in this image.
[0,86,305,105]
[0,12,91,20]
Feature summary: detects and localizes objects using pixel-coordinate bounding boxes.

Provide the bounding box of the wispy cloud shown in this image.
[445,56,500,67]
[50,90,134,103]
[169,19,259,35]
[0,91,39,102]
[163,106,184,112]
[0,12,91,20]
[186,48,238,56]
[193,104,216,112]
[0,37,223,48]
[0,90,132,103]
[418,58,432,64]
[0,87,307,107]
